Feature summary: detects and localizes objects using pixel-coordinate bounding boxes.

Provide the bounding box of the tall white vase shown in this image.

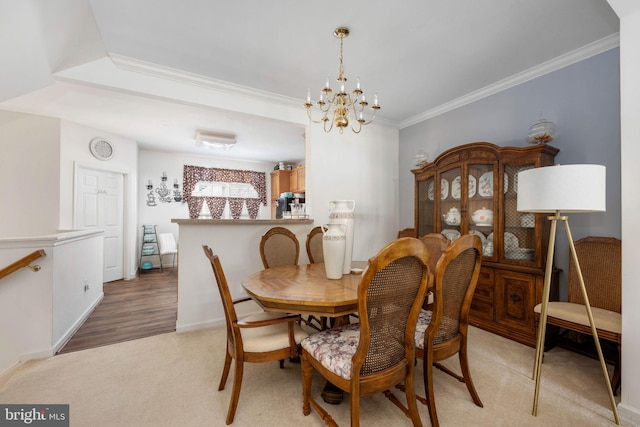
[321,223,347,279]
[328,200,355,274]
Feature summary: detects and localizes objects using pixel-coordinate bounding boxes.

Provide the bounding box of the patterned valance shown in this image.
[182,165,267,219]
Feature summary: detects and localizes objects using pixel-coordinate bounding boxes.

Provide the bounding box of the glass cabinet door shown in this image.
[467,163,496,259]
[503,164,535,263]
[439,167,462,242]
[416,175,435,237]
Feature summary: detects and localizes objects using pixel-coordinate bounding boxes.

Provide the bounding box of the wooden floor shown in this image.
[57,268,177,354]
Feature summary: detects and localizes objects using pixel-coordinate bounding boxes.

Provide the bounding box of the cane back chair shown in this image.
[534,236,622,394]
[301,237,432,427]
[306,226,324,264]
[413,234,484,427]
[259,226,300,269]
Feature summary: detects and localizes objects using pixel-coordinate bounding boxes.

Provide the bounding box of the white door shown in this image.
[75,167,124,282]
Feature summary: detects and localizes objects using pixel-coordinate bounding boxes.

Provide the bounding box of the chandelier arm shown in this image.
[324,116,334,133]
[306,108,328,124]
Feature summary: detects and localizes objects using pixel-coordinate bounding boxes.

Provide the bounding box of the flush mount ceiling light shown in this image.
[304,27,380,134]
[195,131,237,150]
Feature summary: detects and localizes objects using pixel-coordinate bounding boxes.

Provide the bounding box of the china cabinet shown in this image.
[412,142,559,346]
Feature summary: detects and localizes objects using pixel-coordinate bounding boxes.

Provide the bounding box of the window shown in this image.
[191,181,259,219]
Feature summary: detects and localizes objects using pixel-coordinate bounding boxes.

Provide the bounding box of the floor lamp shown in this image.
[517,164,620,425]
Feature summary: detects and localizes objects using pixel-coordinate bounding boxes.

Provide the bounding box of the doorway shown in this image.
[74,166,124,282]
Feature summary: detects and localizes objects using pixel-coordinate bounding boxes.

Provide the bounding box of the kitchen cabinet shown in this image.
[290,166,305,193]
[412,142,559,346]
[270,170,291,218]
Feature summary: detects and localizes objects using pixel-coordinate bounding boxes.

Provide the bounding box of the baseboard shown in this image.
[50,293,105,354]
[176,318,225,333]
[618,402,640,425]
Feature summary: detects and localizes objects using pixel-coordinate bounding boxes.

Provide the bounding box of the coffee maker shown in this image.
[275,193,305,219]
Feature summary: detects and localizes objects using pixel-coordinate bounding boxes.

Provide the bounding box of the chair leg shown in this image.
[424,351,439,427]
[301,352,312,416]
[404,368,424,427]
[459,341,483,407]
[218,351,232,390]
[350,386,361,427]
[226,358,244,425]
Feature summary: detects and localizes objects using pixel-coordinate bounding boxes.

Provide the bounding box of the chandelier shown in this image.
[304,27,380,134]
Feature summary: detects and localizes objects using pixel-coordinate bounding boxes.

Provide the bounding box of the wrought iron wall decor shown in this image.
[146,172,183,206]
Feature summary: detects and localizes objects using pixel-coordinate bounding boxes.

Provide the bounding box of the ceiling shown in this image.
[0,0,619,164]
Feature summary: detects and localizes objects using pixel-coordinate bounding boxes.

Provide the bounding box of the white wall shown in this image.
[607,0,640,422]
[306,122,400,262]
[0,111,61,237]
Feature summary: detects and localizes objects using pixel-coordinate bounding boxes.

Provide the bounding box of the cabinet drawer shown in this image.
[473,283,493,304]
[478,267,494,285]
[474,267,494,302]
[470,300,494,322]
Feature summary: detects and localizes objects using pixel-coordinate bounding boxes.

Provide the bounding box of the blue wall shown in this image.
[399,48,620,298]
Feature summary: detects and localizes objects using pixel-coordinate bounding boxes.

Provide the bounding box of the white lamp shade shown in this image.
[517,164,606,213]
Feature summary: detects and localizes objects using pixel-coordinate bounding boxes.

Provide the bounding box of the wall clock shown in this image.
[89,138,114,160]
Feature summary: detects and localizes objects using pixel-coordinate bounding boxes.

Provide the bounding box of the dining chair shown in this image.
[202,245,308,425]
[305,226,324,264]
[301,237,431,427]
[259,226,300,269]
[419,233,451,310]
[533,236,621,394]
[157,232,178,269]
[412,233,483,427]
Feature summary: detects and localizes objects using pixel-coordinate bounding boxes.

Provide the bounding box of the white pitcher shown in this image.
[322,223,347,279]
[328,200,356,274]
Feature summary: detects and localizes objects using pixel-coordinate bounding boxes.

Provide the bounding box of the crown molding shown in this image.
[399,33,620,129]
[109,53,302,109]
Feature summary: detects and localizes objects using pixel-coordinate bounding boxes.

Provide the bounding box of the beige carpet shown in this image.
[0,326,626,426]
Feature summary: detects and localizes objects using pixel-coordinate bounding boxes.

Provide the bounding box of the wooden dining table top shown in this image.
[242,262,367,317]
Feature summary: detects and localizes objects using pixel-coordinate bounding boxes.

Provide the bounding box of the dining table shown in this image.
[242,261,368,403]
[242,261,367,321]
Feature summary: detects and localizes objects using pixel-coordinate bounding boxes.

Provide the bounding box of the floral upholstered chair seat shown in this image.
[414,309,432,350]
[301,324,360,380]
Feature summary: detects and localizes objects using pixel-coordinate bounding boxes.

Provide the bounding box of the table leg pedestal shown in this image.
[321,382,344,404]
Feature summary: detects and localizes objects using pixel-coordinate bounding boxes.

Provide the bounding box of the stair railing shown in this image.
[0,249,46,281]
